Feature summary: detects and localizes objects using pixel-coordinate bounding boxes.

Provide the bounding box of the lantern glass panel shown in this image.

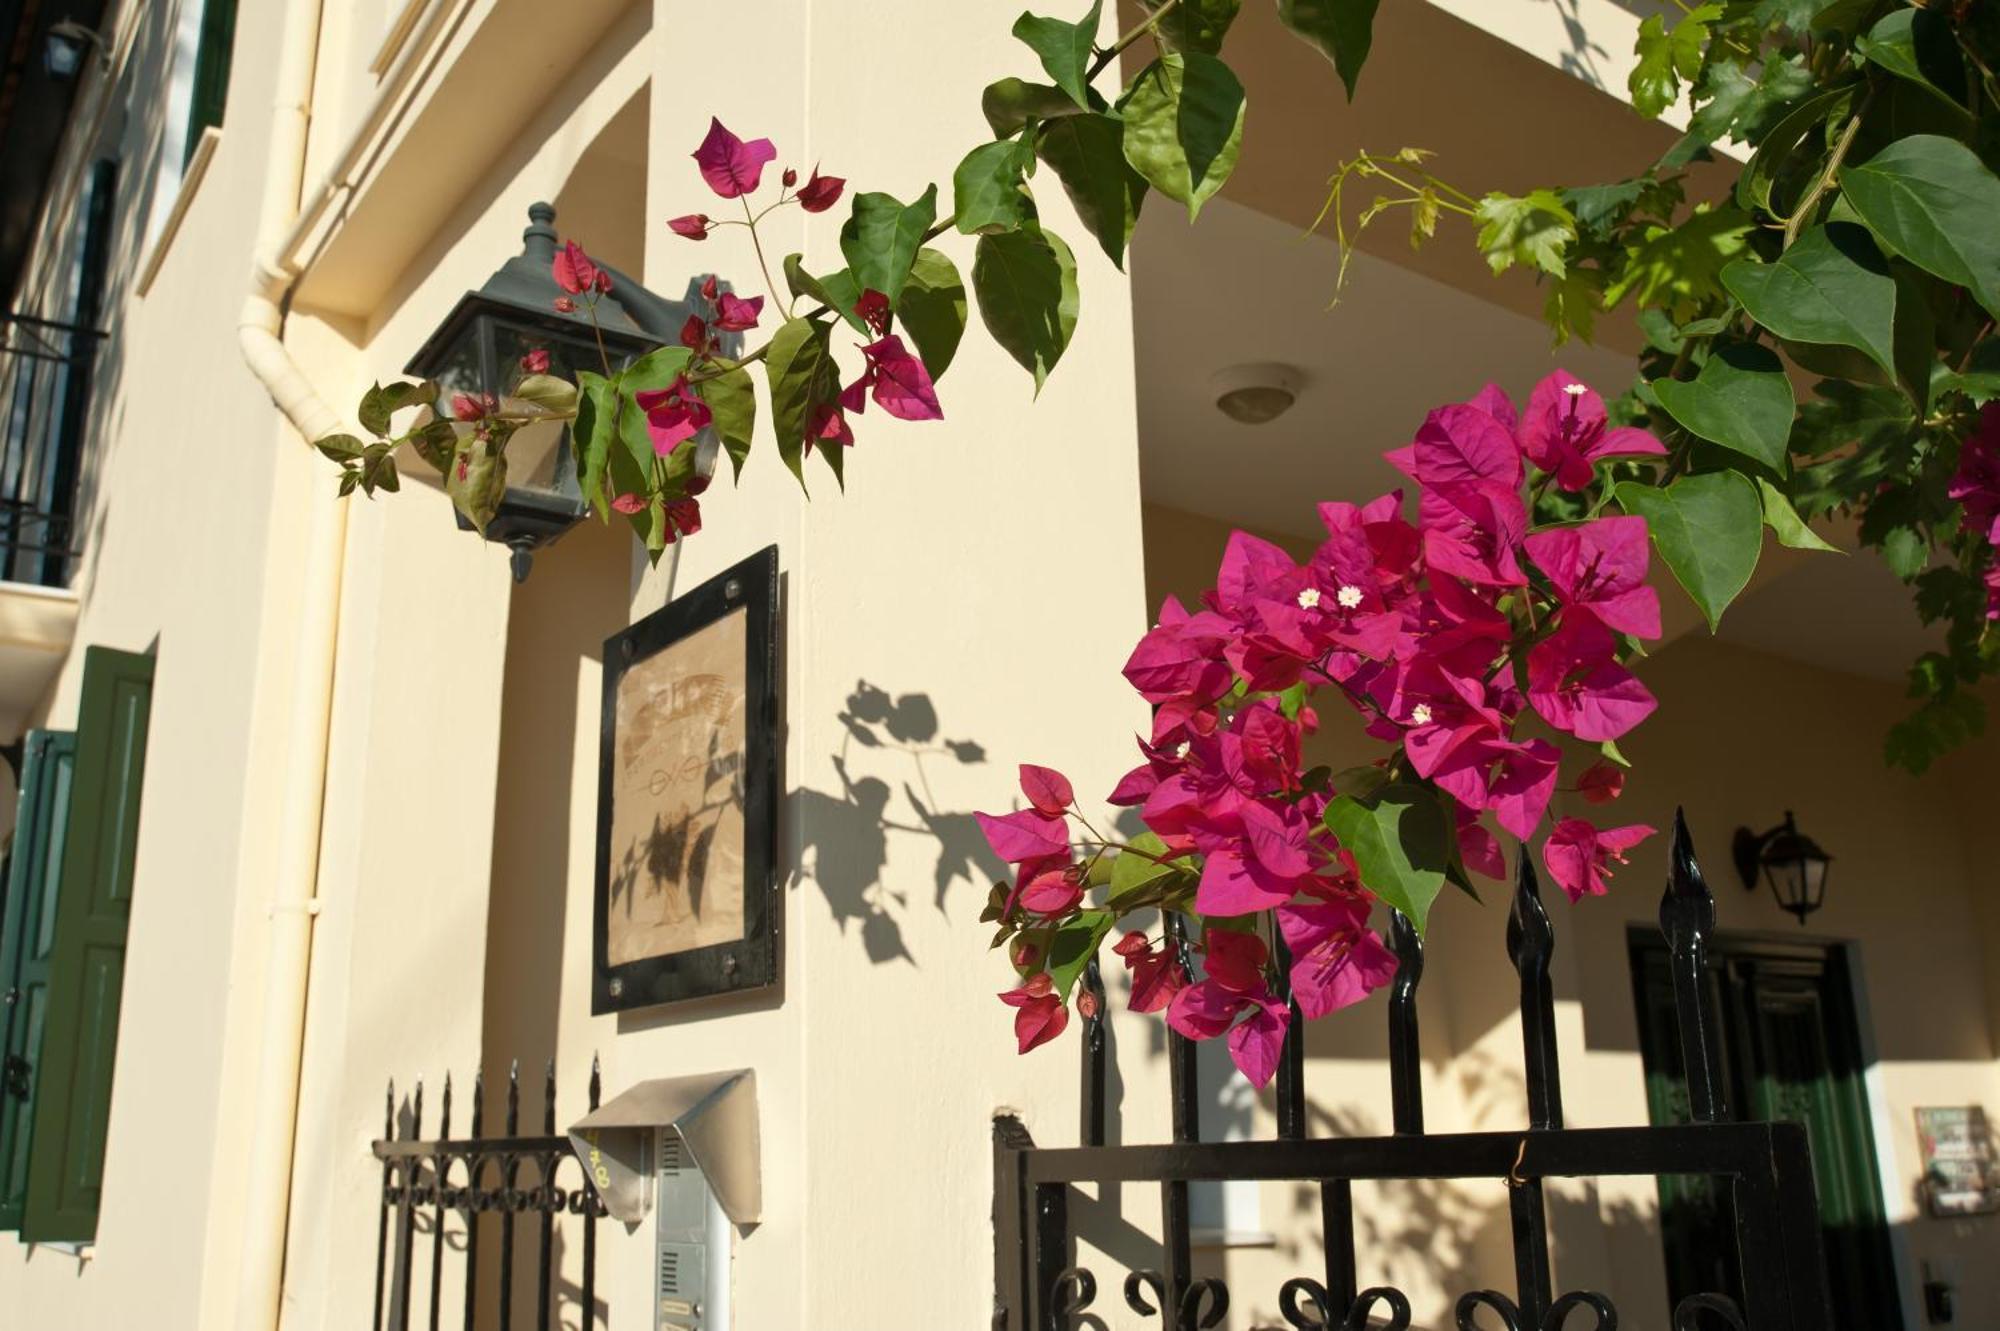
[488,317,605,497]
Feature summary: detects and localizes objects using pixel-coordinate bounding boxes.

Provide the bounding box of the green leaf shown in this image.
[1721,225,1895,387]
[1665,55,1812,169]
[1145,0,1241,54]
[1037,112,1148,268]
[1885,691,1986,774]
[897,248,969,382]
[1878,523,1927,578]
[1629,5,1720,119]
[1840,135,2000,321]
[1106,831,1178,908]
[1321,784,1450,934]
[1605,207,1755,317]
[839,185,939,306]
[1563,179,1645,236]
[696,361,756,483]
[1474,189,1576,279]
[1935,339,2000,404]
[409,418,456,474]
[572,370,619,519]
[982,78,1092,137]
[782,254,867,333]
[357,379,436,437]
[314,433,366,462]
[1756,476,1841,552]
[763,317,840,490]
[444,428,508,534]
[953,138,1036,236]
[622,345,694,397]
[1118,52,1246,221]
[1615,473,1764,630]
[1652,343,1796,470]
[512,373,577,416]
[1276,0,1380,100]
[1012,0,1102,108]
[973,224,1080,391]
[1854,8,1970,116]
[1046,909,1114,999]
[1737,87,1851,215]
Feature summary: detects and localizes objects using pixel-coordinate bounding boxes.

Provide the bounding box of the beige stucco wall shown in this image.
[1140,501,2000,1328]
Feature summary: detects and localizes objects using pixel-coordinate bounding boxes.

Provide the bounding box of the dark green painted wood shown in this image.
[0,731,76,1230]
[184,0,239,167]
[1630,933,1903,1329]
[21,648,153,1243]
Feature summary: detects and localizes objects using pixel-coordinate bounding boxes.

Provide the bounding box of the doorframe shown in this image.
[1625,925,1912,1323]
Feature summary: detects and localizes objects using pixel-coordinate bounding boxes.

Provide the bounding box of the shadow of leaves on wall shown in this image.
[787,680,1005,967]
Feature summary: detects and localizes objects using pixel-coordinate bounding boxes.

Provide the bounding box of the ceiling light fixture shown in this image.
[1211,363,1302,426]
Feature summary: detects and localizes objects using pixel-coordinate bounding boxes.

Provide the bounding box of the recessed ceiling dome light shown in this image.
[1211,363,1302,425]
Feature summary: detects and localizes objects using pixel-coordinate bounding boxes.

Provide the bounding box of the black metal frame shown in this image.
[592,544,780,1013]
[993,812,1836,1330]
[0,306,103,588]
[371,1060,605,1331]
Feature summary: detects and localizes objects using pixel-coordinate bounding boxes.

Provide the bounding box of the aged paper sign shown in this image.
[606,607,747,966]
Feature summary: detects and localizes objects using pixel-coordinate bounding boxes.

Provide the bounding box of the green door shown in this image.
[1630,935,1902,1329]
[21,647,154,1243]
[0,731,77,1230]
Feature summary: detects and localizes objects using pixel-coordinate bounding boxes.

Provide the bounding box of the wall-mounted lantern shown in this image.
[403,202,684,581]
[1732,811,1832,925]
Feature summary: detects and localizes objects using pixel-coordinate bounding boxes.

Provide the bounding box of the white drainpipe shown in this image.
[230,0,472,1326]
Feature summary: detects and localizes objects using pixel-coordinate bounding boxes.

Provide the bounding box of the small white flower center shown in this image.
[1173,741,1190,759]
[1562,382,1589,397]
[1337,584,1364,609]
[1297,587,1322,610]
[1410,704,1434,726]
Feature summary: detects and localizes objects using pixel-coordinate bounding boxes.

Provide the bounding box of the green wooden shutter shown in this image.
[183,0,239,167]
[0,731,78,1231]
[20,648,154,1243]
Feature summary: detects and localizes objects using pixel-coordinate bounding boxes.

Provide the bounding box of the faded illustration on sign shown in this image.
[1917,1105,1999,1218]
[607,607,746,966]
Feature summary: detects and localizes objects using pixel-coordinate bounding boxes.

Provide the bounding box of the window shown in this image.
[182,0,237,167]
[0,646,155,1243]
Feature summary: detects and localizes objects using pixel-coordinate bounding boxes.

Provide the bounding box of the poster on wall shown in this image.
[1915,1106,1999,1218]
[593,545,779,1013]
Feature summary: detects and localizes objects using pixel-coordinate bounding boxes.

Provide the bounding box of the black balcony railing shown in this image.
[371,1058,606,1331]
[0,311,99,587]
[993,812,1835,1330]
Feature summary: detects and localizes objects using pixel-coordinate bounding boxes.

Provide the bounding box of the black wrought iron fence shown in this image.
[992,812,1833,1330]
[371,1058,606,1331]
[0,311,98,587]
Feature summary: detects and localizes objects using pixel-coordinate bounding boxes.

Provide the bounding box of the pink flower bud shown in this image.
[519,348,550,374]
[782,166,798,188]
[667,213,713,240]
[611,493,648,515]
[553,296,576,313]
[1076,989,1101,1020]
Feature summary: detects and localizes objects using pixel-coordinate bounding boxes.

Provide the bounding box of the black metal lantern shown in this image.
[1733,811,1832,925]
[403,202,684,581]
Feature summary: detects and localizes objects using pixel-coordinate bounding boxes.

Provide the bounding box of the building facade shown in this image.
[0,1,1993,1329]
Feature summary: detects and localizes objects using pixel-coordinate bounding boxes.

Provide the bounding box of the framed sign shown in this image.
[593,545,779,1012]
[1916,1106,1999,1218]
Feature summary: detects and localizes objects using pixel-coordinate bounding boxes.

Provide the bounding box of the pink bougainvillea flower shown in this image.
[451,391,497,421]
[805,401,853,452]
[975,806,1070,864]
[552,240,599,296]
[635,376,712,456]
[1277,898,1397,1019]
[1418,480,1528,588]
[519,348,550,374]
[1524,515,1661,639]
[680,314,709,350]
[1409,401,1525,491]
[854,289,892,337]
[1114,931,1185,1014]
[1542,817,1656,903]
[1017,864,1085,917]
[1527,614,1657,742]
[796,166,846,213]
[667,213,713,240]
[1576,760,1625,805]
[1485,739,1562,840]
[693,118,777,198]
[1454,802,1507,879]
[610,493,647,515]
[1519,371,1668,491]
[1985,557,2000,621]
[1949,404,2000,545]
[663,493,703,543]
[1018,764,1074,816]
[998,972,1069,1054]
[700,273,719,303]
[847,335,942,421]
[713,291,764,332]
[1165,930,1290,1087]
[782,167,799,188]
